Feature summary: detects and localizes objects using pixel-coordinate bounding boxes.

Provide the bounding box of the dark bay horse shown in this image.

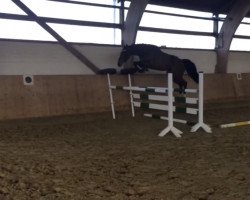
[117,44,199,93]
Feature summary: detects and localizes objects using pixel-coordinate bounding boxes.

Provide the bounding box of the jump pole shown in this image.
[143,113,196,126]
[220,121,250,128]
[107,74,116,119]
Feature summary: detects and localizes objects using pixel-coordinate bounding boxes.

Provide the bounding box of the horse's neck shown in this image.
[129,45,149,57]
[128,46,142,56]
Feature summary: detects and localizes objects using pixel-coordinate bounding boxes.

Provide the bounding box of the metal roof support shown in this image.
[215,0,250,73]
[12,0,100,74]
[122,0,149,45]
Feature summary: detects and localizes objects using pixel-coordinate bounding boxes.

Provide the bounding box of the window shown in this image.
[140,13,213,32]
[1,1,250,50]
[0,0,120,44]
[242,17,250,23]
[0,0,26,15]
[218,17,250,36]
[146,4,212,18]
[0,19,56,41]
[235,23,250,36]
[231,38,250,51]
[21,0,119,23]
[136,31,215,49]
[67,0,120,6]
[137,5,214,49]
[48,23,121,44]
[219,16,250,51]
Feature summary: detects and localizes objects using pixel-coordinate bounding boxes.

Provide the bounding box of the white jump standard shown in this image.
[189,72,211,133]
[158,73,182,137]
[107,72,212,137]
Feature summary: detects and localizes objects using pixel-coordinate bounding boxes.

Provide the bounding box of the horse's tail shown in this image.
[182,59,199,83]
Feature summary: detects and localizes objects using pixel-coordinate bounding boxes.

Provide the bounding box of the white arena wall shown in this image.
[1,40,250,75]
[1,40,250,120]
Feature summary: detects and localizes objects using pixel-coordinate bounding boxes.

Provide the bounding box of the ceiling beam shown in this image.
[215,0,250,73]
[48,0,120,9]
[0,13,121,29]
[122,0,149,45]
[139,26,215,37]
[215,0,235,14]
[11,0,100,74]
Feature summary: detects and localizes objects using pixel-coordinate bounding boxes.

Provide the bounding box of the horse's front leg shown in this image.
[181,81,187,94]
[134,61,147,73]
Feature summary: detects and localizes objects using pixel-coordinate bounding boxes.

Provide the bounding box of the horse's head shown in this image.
[117,45,131,67]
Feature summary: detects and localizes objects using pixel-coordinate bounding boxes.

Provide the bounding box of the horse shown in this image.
[117,44,199,93]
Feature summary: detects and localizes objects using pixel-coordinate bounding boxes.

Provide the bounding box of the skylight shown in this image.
[0,0,26,15]
[21,0,119,23]
[0,19,56,41]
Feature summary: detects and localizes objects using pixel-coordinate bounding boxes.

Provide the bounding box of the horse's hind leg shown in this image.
[173,76,187,94]
[182,80,187,94]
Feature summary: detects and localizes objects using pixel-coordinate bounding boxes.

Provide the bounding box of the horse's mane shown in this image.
[128,43,160,49]
[125,43,162,53]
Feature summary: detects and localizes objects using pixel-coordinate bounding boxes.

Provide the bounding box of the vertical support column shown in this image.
[119,0,125,46]
[122,0,149,45]
[128,74,135,117]
[107,74,116,119]
[213,13,219,49]
[215,0,250,73]
[191,73,212,133]
[158,73,182,138]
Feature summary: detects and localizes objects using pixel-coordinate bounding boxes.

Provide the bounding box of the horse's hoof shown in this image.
[178,88,186,94]
[138,69,145,73]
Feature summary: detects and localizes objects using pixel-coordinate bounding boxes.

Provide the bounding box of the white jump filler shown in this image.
[107,72,212,138]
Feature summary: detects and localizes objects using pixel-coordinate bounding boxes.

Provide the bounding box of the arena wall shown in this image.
[0,73,249,120]
[1,40,250,75]
[0,40,250,120]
